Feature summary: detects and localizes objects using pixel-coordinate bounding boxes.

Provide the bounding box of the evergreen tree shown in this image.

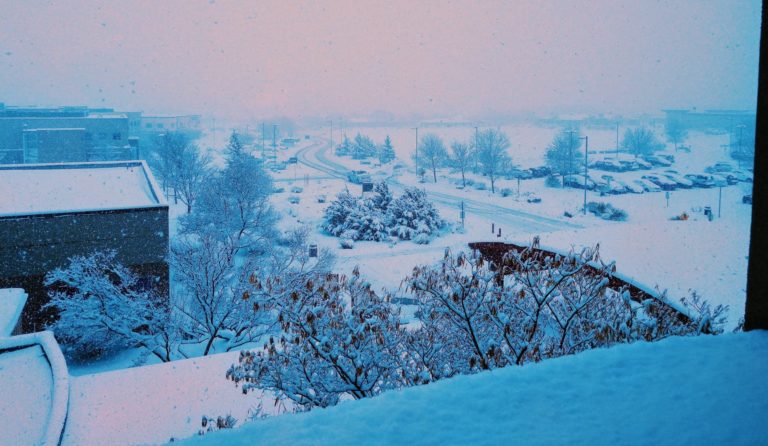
[378,135,396,164]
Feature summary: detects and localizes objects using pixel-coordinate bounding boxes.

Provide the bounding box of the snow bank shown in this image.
[0,331,70,446]
[0,288,27,336]
[63,351,277,446]
[176,332,768,446]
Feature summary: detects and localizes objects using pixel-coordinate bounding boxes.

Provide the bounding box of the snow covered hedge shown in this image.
[322,182,444,242]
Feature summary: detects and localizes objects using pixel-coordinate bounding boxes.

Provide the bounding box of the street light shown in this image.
[580,135,589,214]
[412,126,419,178]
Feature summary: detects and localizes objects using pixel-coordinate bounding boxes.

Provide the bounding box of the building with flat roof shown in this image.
[0,160,169,332]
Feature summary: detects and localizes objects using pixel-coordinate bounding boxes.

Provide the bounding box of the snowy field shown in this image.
[175,331,768,446]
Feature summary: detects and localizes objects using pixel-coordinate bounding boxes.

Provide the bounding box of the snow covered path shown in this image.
[175,332,768,446]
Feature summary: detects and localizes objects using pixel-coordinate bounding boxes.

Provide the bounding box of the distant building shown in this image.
[140,114,201,134]
[663,109,756,131]
[0,104,139,163]
[0,160,169,332]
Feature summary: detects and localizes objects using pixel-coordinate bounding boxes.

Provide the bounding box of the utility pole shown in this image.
[412,126,419,178]
[736,124,746,169]
[261,122,266,158]
[565,129,578,186]
[273,124,278,160]
[584,135,589,214]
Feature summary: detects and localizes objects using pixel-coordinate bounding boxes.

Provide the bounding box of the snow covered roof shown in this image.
[0,160,166,217]
[0,331,69,446]
[0,288,27,336]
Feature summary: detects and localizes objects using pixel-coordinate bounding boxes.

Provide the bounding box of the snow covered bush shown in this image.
[405,244,726,371]
[227,269,404,410]
[586,201,628,221]
[413,233,431,245]
[500,187,513,197]
[44,250,180,361]
[545,175,561,188]
[386,187,444,241]
[322,183,443,242]
[340,238,355,249]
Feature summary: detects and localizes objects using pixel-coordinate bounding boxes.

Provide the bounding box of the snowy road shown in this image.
[296,137,581,234]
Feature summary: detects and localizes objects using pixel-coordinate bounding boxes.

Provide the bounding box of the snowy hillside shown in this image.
[175,332,768,446]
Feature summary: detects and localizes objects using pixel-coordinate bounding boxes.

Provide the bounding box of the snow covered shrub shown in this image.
[586,201,628,221]
[413,233,431,245]
[44,250,179,361]
[473,182,487,190]
[545,175,561,188]
[198,414,237,436]
[405,244,725,372]
[323,183,443,242]
[500,187,513,197]
[227,270,404,410]
[387,187,444,240]
[340,238,355,249]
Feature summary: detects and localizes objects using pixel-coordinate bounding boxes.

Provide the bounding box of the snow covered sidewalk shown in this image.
[176,332,768,446]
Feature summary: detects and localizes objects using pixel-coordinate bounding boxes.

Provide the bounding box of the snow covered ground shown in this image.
[63,351,283,446]
[267,124,751,328]
[173,331,768,446]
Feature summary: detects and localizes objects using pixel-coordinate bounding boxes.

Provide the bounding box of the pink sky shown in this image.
[0,0,761,119]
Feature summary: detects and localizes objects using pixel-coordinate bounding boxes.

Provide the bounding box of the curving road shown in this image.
[296,136,581,234]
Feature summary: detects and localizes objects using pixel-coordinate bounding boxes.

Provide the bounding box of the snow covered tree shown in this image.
[335,135,353,156]
[171,139,280,355]
[378,135,396,164]
[449,140,473,187]
[415,133,447,183]
[321,189,389,241]
[352,133,378,160]
[476,129,512,193]
[44,251,182,362]
[622,127,664,156]
[387,187,444,241]
[180,136,277,255]
[173,143,212,213]
[370,181,393,211]
[545,128,583,186]
[227,269,404,410]
[665,119,689,151]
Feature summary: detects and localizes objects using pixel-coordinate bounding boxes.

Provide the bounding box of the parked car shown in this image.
[619,180,643,194]
[684,174,715,188]
[526,195,542,203]
[634,178,661,192]
[642,155,672,167]
[706,162,734,174]
[663,173,694,189]
[709,174,729,187]
[642,174,676,191]
[730,170,753,182]
[287,156,298,164]
[527,166,552,178]
[347,170,370,184]
[564,174,595,190]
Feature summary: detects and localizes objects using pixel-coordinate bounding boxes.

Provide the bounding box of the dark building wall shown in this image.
[23,128,88,163]
[0,207,169,332]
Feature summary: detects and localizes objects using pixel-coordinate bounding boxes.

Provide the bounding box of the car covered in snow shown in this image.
[347,170,371,184]
[563,174,596,190]
[634,178,661,192]
[642,174,677,191]
[684,173,716,188]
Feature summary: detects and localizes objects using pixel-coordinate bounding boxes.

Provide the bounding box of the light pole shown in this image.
[565,129,578,187]
[736,124,746,169]
[412,126,419,178]
[583,135,589,213]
